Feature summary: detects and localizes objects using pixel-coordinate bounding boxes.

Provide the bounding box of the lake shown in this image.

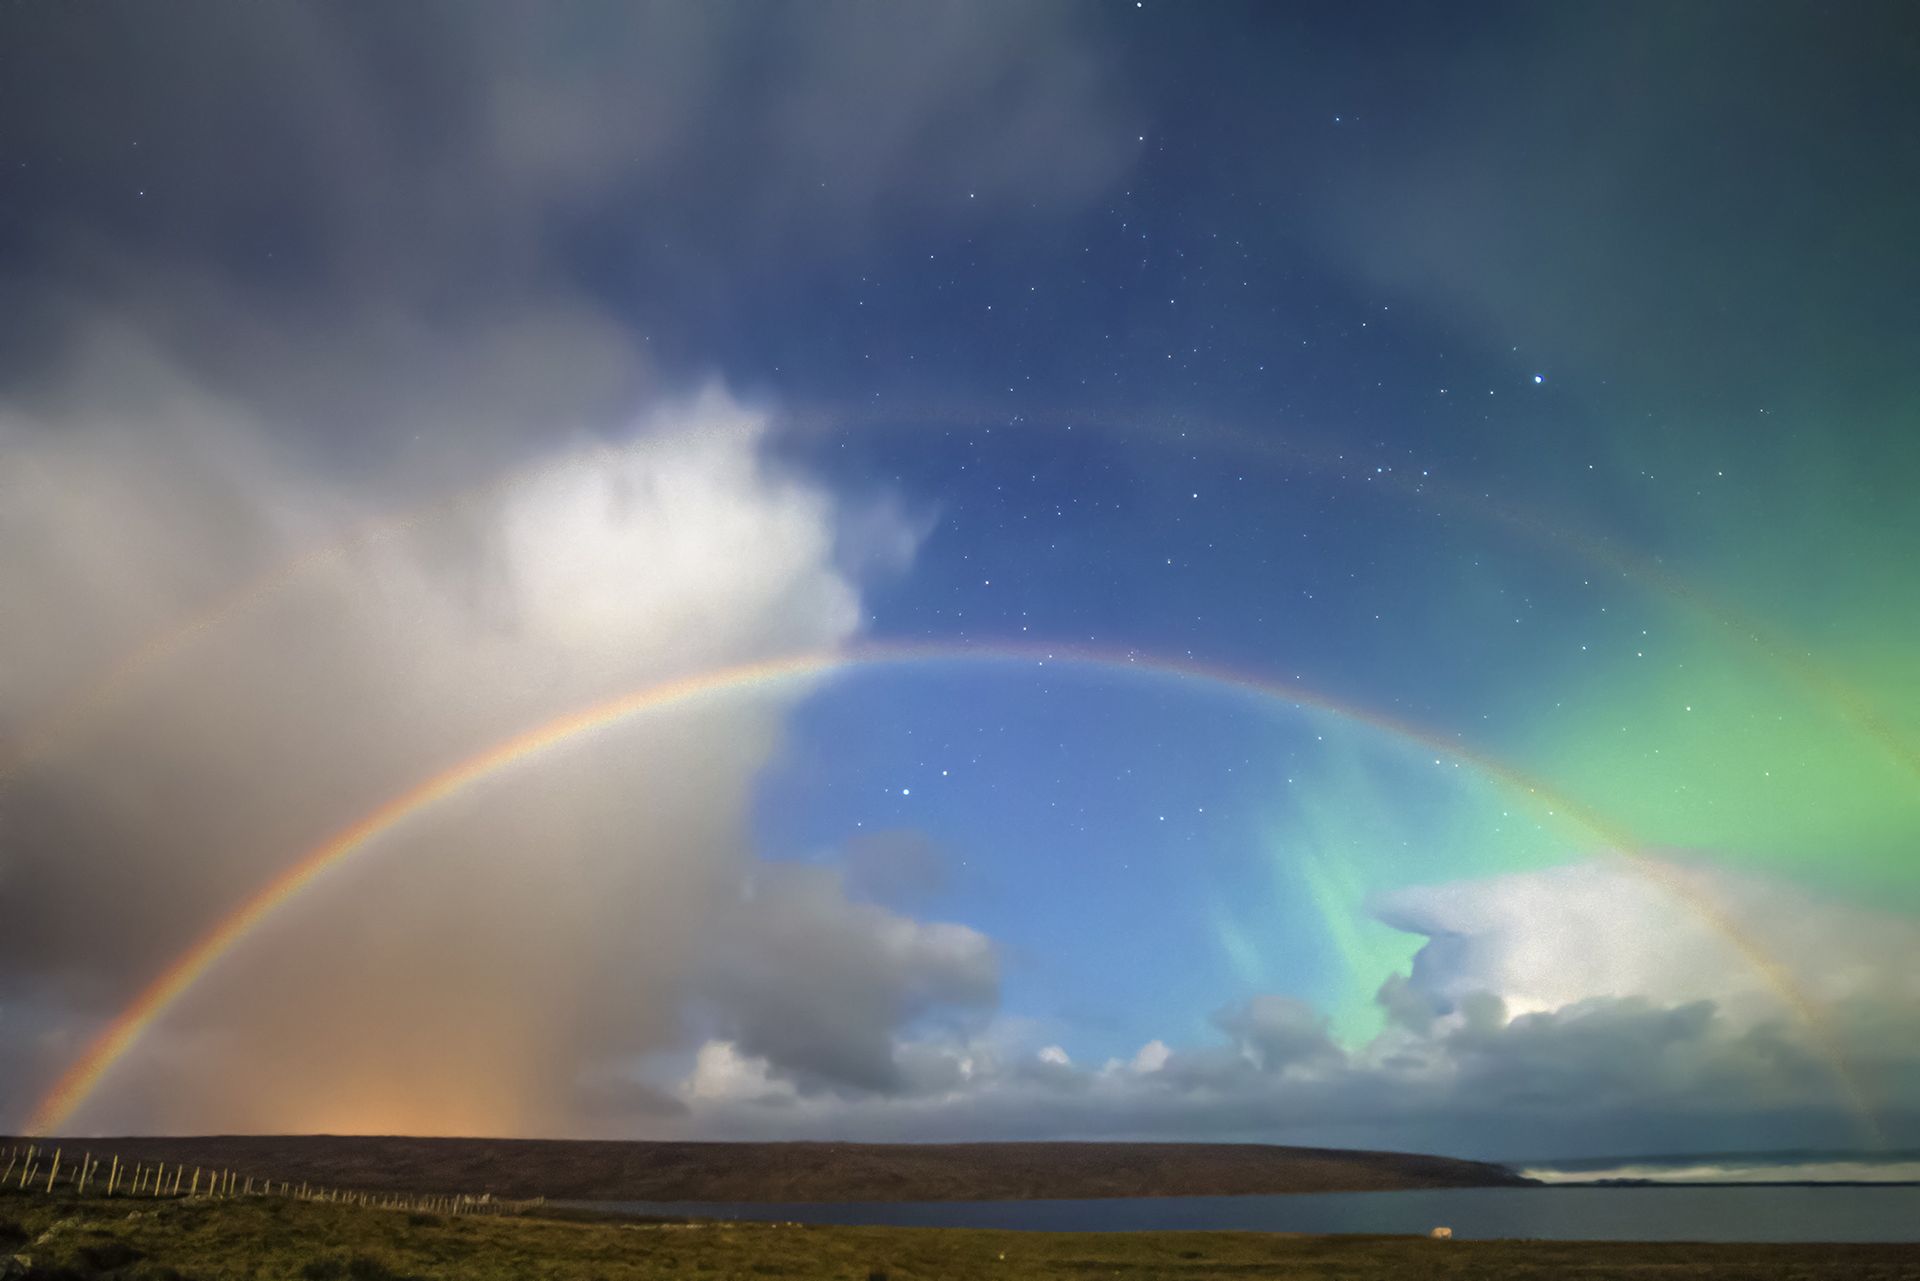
[569,1185,1920,1242]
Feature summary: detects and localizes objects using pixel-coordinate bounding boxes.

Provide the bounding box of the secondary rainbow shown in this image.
[27,640,1876,1138]
[16,413,1912,791]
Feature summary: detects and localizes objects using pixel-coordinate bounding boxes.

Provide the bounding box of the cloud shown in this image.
[0,0,1125,1139]
[1129,1040,1171,1074]
[839,829,953,910]
[681,1042,800,1109]
[0,0,1133,1136]
[694,862,997,1096]
[1372,860,1920,1024]
[667,863,1920,1156]
[1285,5,1918,398]
[0,2,1131,337]
[1213,995,1343,1074]
[0,379,913,1135]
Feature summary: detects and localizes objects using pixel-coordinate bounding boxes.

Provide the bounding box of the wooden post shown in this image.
[172,1165,183,1195]
[107,1154,120,1195]
[190,1168,200,1196]
[46,1149,61,1194]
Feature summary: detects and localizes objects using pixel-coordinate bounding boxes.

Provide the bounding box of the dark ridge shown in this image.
[7,1136,1534,1202]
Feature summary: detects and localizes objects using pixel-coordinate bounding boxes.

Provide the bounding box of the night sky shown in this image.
[1,2,1916,1163]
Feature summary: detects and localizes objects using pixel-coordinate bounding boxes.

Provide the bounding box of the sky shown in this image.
[0,1,1916,1162]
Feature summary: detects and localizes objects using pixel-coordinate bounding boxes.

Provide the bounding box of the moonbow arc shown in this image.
[25,640,1878,1140]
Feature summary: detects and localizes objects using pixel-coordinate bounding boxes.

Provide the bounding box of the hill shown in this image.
[11,1136,1532,1202]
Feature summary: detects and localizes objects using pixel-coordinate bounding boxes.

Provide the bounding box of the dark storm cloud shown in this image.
[0,0,1137,491]
[0,2,1131,362]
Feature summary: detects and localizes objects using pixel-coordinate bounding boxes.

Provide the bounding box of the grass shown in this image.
[2,1187,1915,1281]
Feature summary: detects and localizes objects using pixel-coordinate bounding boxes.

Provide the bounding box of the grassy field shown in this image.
[2,1188,1916,1281]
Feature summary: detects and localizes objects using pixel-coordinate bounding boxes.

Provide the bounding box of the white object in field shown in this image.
[1429,1226,1453,1240]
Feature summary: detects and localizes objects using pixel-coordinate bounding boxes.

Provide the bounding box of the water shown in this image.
[570,1185,1920,1242]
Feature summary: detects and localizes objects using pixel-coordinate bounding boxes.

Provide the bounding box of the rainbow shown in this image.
[26,640,1878,1138]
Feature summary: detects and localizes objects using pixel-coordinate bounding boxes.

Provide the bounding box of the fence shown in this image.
[0,1144,544,1217]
